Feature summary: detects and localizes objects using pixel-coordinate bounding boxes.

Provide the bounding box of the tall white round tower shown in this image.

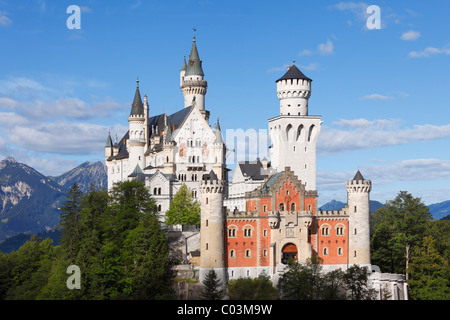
[127,78,146,174]
[347,170,372,268]
[268,63,322,190]
[276,63,312,116]
[199,170,227,287]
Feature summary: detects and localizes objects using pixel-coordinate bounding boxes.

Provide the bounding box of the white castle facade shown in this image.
[105,34,407,300]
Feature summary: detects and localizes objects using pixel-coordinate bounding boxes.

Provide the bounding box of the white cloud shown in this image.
[318,40,334,55]
[409,46,450,58]
[329,2,369,21]
[360,94,393,100]
[401,30,420,41]
[299,49,313,56]
[317,158,450,204]
[318,118,450,154]
[299,40,334,57]
[0,11,12,27]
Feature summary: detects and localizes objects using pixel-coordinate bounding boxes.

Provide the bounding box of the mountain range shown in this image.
[0,157,448,251]
[318,199,450,220]
[0,157,106,242]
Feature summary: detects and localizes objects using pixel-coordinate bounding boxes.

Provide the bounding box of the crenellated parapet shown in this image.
[346,179,371,193]
[200,179,225,194]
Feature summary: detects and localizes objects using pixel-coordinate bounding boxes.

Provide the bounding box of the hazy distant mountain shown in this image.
[428,200,450,220]
[320,198,450,220]
[0,157,65,241]
[0,158,107,242]
[319,199,384,213]
[50,161,107,193]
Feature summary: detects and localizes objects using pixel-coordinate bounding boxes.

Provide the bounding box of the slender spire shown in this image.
[185,29,204,76]
[130,77,144,116]
[180,56,187,71]
[105,130,113,147]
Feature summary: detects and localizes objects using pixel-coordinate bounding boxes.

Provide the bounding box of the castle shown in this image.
[105,34,407,300]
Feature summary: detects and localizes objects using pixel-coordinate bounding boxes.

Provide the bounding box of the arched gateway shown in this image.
[281,243,298,264]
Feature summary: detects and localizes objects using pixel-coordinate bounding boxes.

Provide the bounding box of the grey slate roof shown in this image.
[130,79,144,116]
[238,159,270,180]
[185,37,204,77]
[105,132,113,147]
[353,170,365,181]
[276,64,312,82]
[108,107,195,161]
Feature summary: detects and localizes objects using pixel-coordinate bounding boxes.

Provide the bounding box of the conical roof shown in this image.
[180,56,187,71]
[105,131,113,147]
[214,118,223,144]
[130,78,144,116]
[185,36,204,76]
[276,64,311,82]
[353,170,365,181]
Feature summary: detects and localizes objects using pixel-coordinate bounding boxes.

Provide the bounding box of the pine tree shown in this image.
[59,182,83,262]
[165,184,200,227]
[201,269,224,300]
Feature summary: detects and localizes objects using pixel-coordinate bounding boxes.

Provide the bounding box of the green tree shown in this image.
[320,269,346,300]
[342,265,376,300]
[105,180,158,245]
[96,179,171,299]
[277,257,324,300]
[3,236,56,299]
[165,184,200,226]
[227,274,278,300]
[123,213,174,299]
[407,236,450,300]
[371,191,432,278]
[201,269,225,300]
[59,182,83,262]
[75,184,109,299]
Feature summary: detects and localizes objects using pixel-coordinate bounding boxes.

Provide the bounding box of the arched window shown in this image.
[323,247,328,256]
[230,250,235,258]
[228,227,237,238]
[279,203,285,211]
[291,203,296,211]
[245,249,251,258]
[321,225,330,236]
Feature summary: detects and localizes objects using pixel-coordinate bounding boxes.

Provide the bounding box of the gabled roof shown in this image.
[260,172,282,191]
[276,64,311,82]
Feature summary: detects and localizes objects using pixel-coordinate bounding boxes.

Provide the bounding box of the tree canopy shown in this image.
[164,184,200,226]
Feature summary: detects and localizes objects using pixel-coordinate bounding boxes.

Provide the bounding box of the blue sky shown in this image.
[0,0,449,206]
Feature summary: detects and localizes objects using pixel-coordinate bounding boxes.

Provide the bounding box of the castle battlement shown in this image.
[346,179,371,193]
[200,179,225,193]
[317,209,348,217]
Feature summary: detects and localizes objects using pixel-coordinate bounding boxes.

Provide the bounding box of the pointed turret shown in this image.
[105,131,113,158]
[180,56,187,72]
[105,131,113,147]
[214,118,223,144]
[186,34,204,76]
[130,77,144,116]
